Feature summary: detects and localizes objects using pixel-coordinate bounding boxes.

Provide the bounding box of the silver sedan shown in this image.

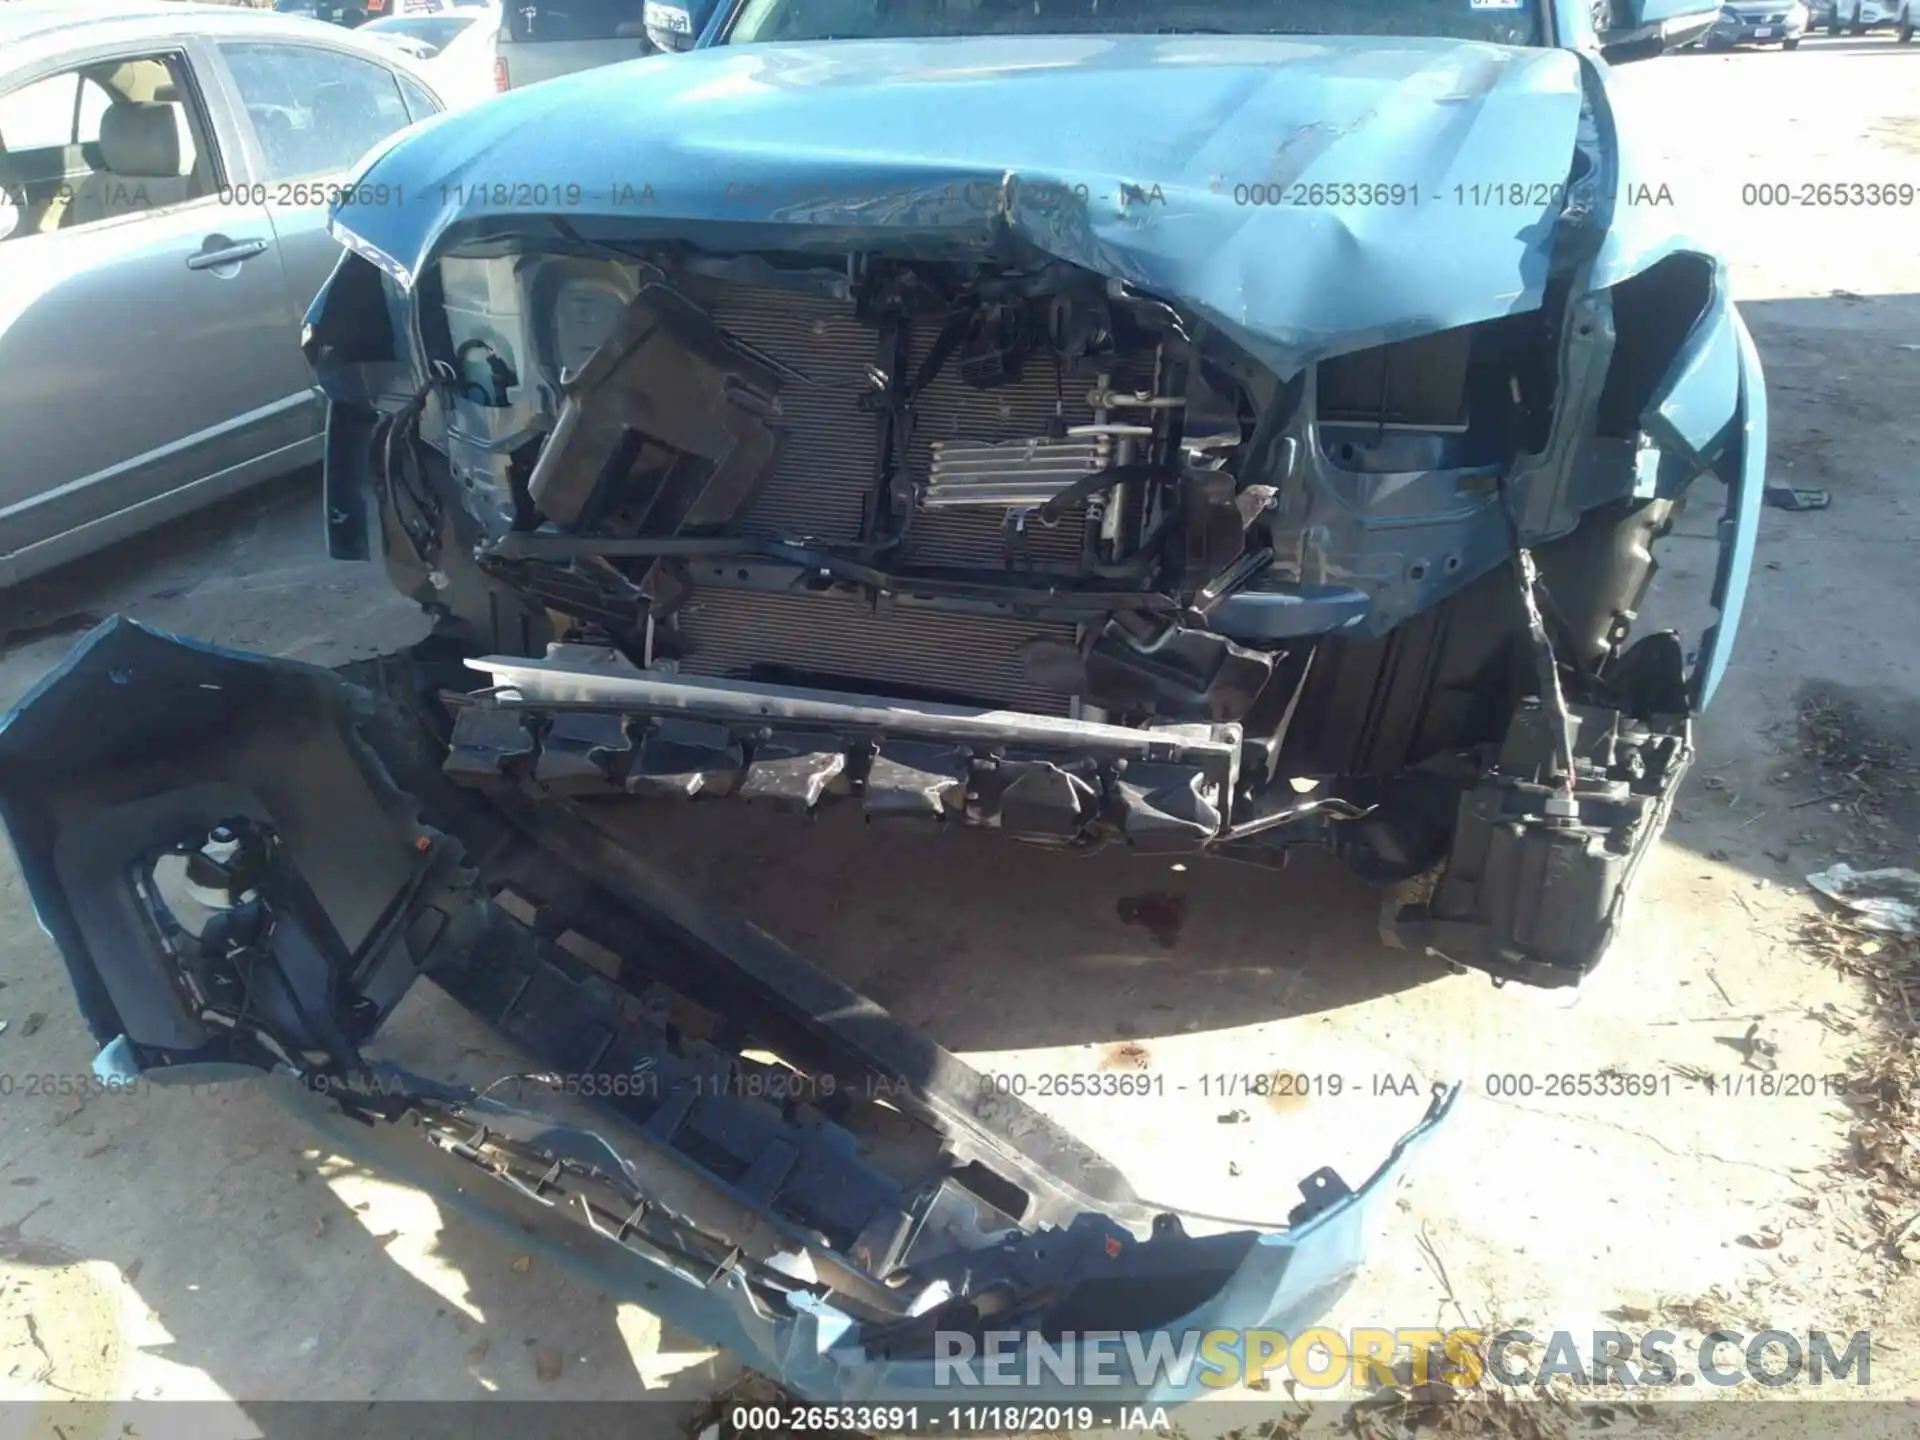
[0,2,446,586]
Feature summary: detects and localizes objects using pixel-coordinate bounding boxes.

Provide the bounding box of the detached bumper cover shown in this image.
[3,618,1455,1404]
[276,1069,1455,1404]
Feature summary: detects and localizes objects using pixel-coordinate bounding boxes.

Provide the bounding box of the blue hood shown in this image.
[334,34,1592,373]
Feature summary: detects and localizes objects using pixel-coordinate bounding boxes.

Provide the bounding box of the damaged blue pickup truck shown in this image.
[2,0,1755,1408]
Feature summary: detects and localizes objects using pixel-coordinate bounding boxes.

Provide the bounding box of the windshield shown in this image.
[363,14,477,45]
[724,0,1539,44]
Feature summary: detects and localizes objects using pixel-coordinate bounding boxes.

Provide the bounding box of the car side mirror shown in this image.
[1593,0,1721,59]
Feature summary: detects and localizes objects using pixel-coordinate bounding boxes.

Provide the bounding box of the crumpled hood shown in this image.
[334,34,1592,373]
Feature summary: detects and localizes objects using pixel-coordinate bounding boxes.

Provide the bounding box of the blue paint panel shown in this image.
[329,35,1584,376]
[278,1069,1458,1403]
[1689,305,1764,711]
[1645,266,1742,465]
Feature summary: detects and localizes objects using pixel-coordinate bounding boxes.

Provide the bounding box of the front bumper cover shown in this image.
[4,617,1455,1405]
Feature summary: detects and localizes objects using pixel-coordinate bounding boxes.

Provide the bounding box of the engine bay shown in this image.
[326,241,1707,983]
[410,250,1319,734]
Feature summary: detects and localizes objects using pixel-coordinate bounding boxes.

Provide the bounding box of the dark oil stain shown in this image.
[0,1199,78,1266]
[1099,1041,1152,1071]
[1117,891,1187,948]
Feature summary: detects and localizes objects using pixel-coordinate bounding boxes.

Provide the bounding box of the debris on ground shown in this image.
[1660,1285,1766,1334]
[1789,691,1912,867]
[1763,484,1832,511]
[1796,908,1920,1264]
[684,1373,870,1440]
[1806,864,1920,937]
[1737,1020,1779,1070]
[18,1013,43,1038]
[1789,695,1912,806]
[1329,1329,1606,1440]
[532,1343,563,1383]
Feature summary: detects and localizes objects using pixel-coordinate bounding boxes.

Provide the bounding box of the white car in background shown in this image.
[1825,0,1904,30]
[358,5,498,106]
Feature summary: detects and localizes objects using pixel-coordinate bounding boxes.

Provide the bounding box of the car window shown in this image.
[0,52,216,244]
[0,73,81,151]
[396,73,443,123]
[219,43,415,181]
[725,0,1538,44]
[506,0,650,41]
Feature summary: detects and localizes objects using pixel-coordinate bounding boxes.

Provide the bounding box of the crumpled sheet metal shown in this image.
[326,34,1586,375]
[1807,864,1920,938]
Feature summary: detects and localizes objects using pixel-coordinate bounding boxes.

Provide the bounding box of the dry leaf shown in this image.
[19,1013,44,1037]
[466,1340,489,1366]
[511,1254,532,1274]
[1737,1225,1783,1250]
[533,1344,563,1383]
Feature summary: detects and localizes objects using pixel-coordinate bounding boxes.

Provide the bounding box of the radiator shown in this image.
[660,279,1153,715]
[703,279,1152,568]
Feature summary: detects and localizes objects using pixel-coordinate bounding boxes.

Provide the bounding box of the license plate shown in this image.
[1754,24,1774,33]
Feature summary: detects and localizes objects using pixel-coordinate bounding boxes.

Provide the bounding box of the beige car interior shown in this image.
[0,56,213,238]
